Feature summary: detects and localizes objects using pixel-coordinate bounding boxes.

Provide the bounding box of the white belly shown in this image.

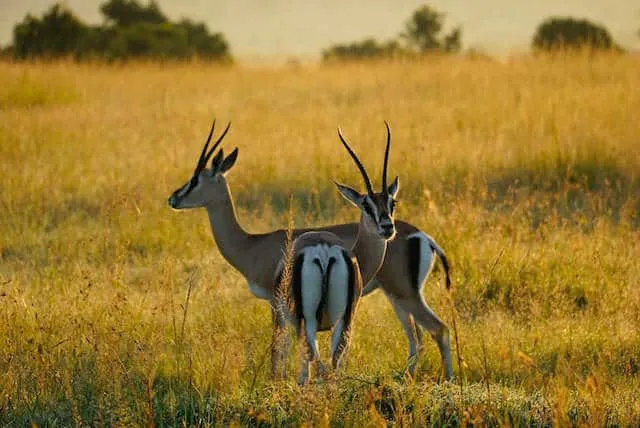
[248,282,271,300]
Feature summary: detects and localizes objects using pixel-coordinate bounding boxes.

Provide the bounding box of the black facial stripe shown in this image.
[363,199,377,220]
[188,175,200,191]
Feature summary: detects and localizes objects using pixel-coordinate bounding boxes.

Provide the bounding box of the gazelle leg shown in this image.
[395,294,454,380]
[362,279,381,297]
[330,319,353,371]
[299,318,321,385]
[383,290,421,375]
[330,319,345,370]
[296,323,310,385]
[270,305,289,380]
[414,321,424,354]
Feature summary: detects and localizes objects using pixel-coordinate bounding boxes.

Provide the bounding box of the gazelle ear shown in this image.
[387,176,399,198]
[210,149,224,174]
[334,182,363,208]
[220,148,238,173]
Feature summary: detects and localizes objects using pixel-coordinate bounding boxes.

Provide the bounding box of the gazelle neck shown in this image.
[351,215,388,285]
[204,177,252,274]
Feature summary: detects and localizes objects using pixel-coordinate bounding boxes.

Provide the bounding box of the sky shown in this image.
[1,0,638,59]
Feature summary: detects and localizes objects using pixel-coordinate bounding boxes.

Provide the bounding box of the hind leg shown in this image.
[298,318,323,385]
[297,257,325,384]
[330,318,353,371]
[394,294,453,380]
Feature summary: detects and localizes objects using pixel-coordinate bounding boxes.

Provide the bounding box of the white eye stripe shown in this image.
[177,177,200,198]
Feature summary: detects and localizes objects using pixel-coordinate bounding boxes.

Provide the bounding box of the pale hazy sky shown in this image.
[1,0,638,58]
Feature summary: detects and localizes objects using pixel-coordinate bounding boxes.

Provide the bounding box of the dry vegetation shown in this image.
[1,54,639,426]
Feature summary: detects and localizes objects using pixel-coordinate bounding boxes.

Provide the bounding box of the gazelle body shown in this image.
[278,125,399,384]
[168,121,453,380]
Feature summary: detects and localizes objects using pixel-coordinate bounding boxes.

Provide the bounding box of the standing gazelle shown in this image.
[280,124,399,384]
[168,120,453,380]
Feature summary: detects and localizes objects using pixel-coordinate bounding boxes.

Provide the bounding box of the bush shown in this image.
[532,17,616,51]
[12,4,88,59]
[322,39,401,61]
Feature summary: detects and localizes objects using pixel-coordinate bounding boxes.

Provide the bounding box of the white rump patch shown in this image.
[299,244,350,325]
[407,232,437,290]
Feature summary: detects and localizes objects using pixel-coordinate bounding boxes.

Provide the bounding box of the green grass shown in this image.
[0,54,639,426]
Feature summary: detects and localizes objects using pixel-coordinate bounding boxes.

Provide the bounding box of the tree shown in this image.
[177,19,230,60]
[532,17,615,51]
[401,5,462,53]
[12,3,88,59]
[100,0,167,27]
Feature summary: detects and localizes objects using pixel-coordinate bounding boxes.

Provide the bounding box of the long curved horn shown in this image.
[194,120,232,174]
[203,121,231,167]
[338,127,374,195]
[382,121,391,193]
[195,119,216,173]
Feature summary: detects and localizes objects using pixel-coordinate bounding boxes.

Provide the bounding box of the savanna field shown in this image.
[1,54,639,426]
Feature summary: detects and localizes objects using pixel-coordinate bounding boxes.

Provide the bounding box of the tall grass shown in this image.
[1,54,639,425]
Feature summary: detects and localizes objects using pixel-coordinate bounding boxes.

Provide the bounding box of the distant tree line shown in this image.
[323,4,628,61]
[8,1,230,61]
[2,1,634,63]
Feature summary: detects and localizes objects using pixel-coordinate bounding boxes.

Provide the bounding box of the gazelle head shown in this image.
[168,120,239,209]
[335,122,399,240]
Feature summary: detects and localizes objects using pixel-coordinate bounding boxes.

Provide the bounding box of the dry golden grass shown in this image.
[1,54,639,425]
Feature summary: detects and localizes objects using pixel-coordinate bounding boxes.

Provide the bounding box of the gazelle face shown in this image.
[335,178,399,239]
[168,121,238,210]
[169,169,217,209]
[335,122,400,241]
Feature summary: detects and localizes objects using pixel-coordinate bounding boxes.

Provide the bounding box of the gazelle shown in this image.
[168,120,453,380]
[279,124,399,384]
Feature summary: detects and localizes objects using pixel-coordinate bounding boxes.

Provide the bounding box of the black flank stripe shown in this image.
[342,250,356,328]
[408,237,421,290]
[292,254,305,323]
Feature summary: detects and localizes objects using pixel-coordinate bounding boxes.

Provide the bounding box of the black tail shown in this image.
[314,257,336,324]
[437,250,452,290]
